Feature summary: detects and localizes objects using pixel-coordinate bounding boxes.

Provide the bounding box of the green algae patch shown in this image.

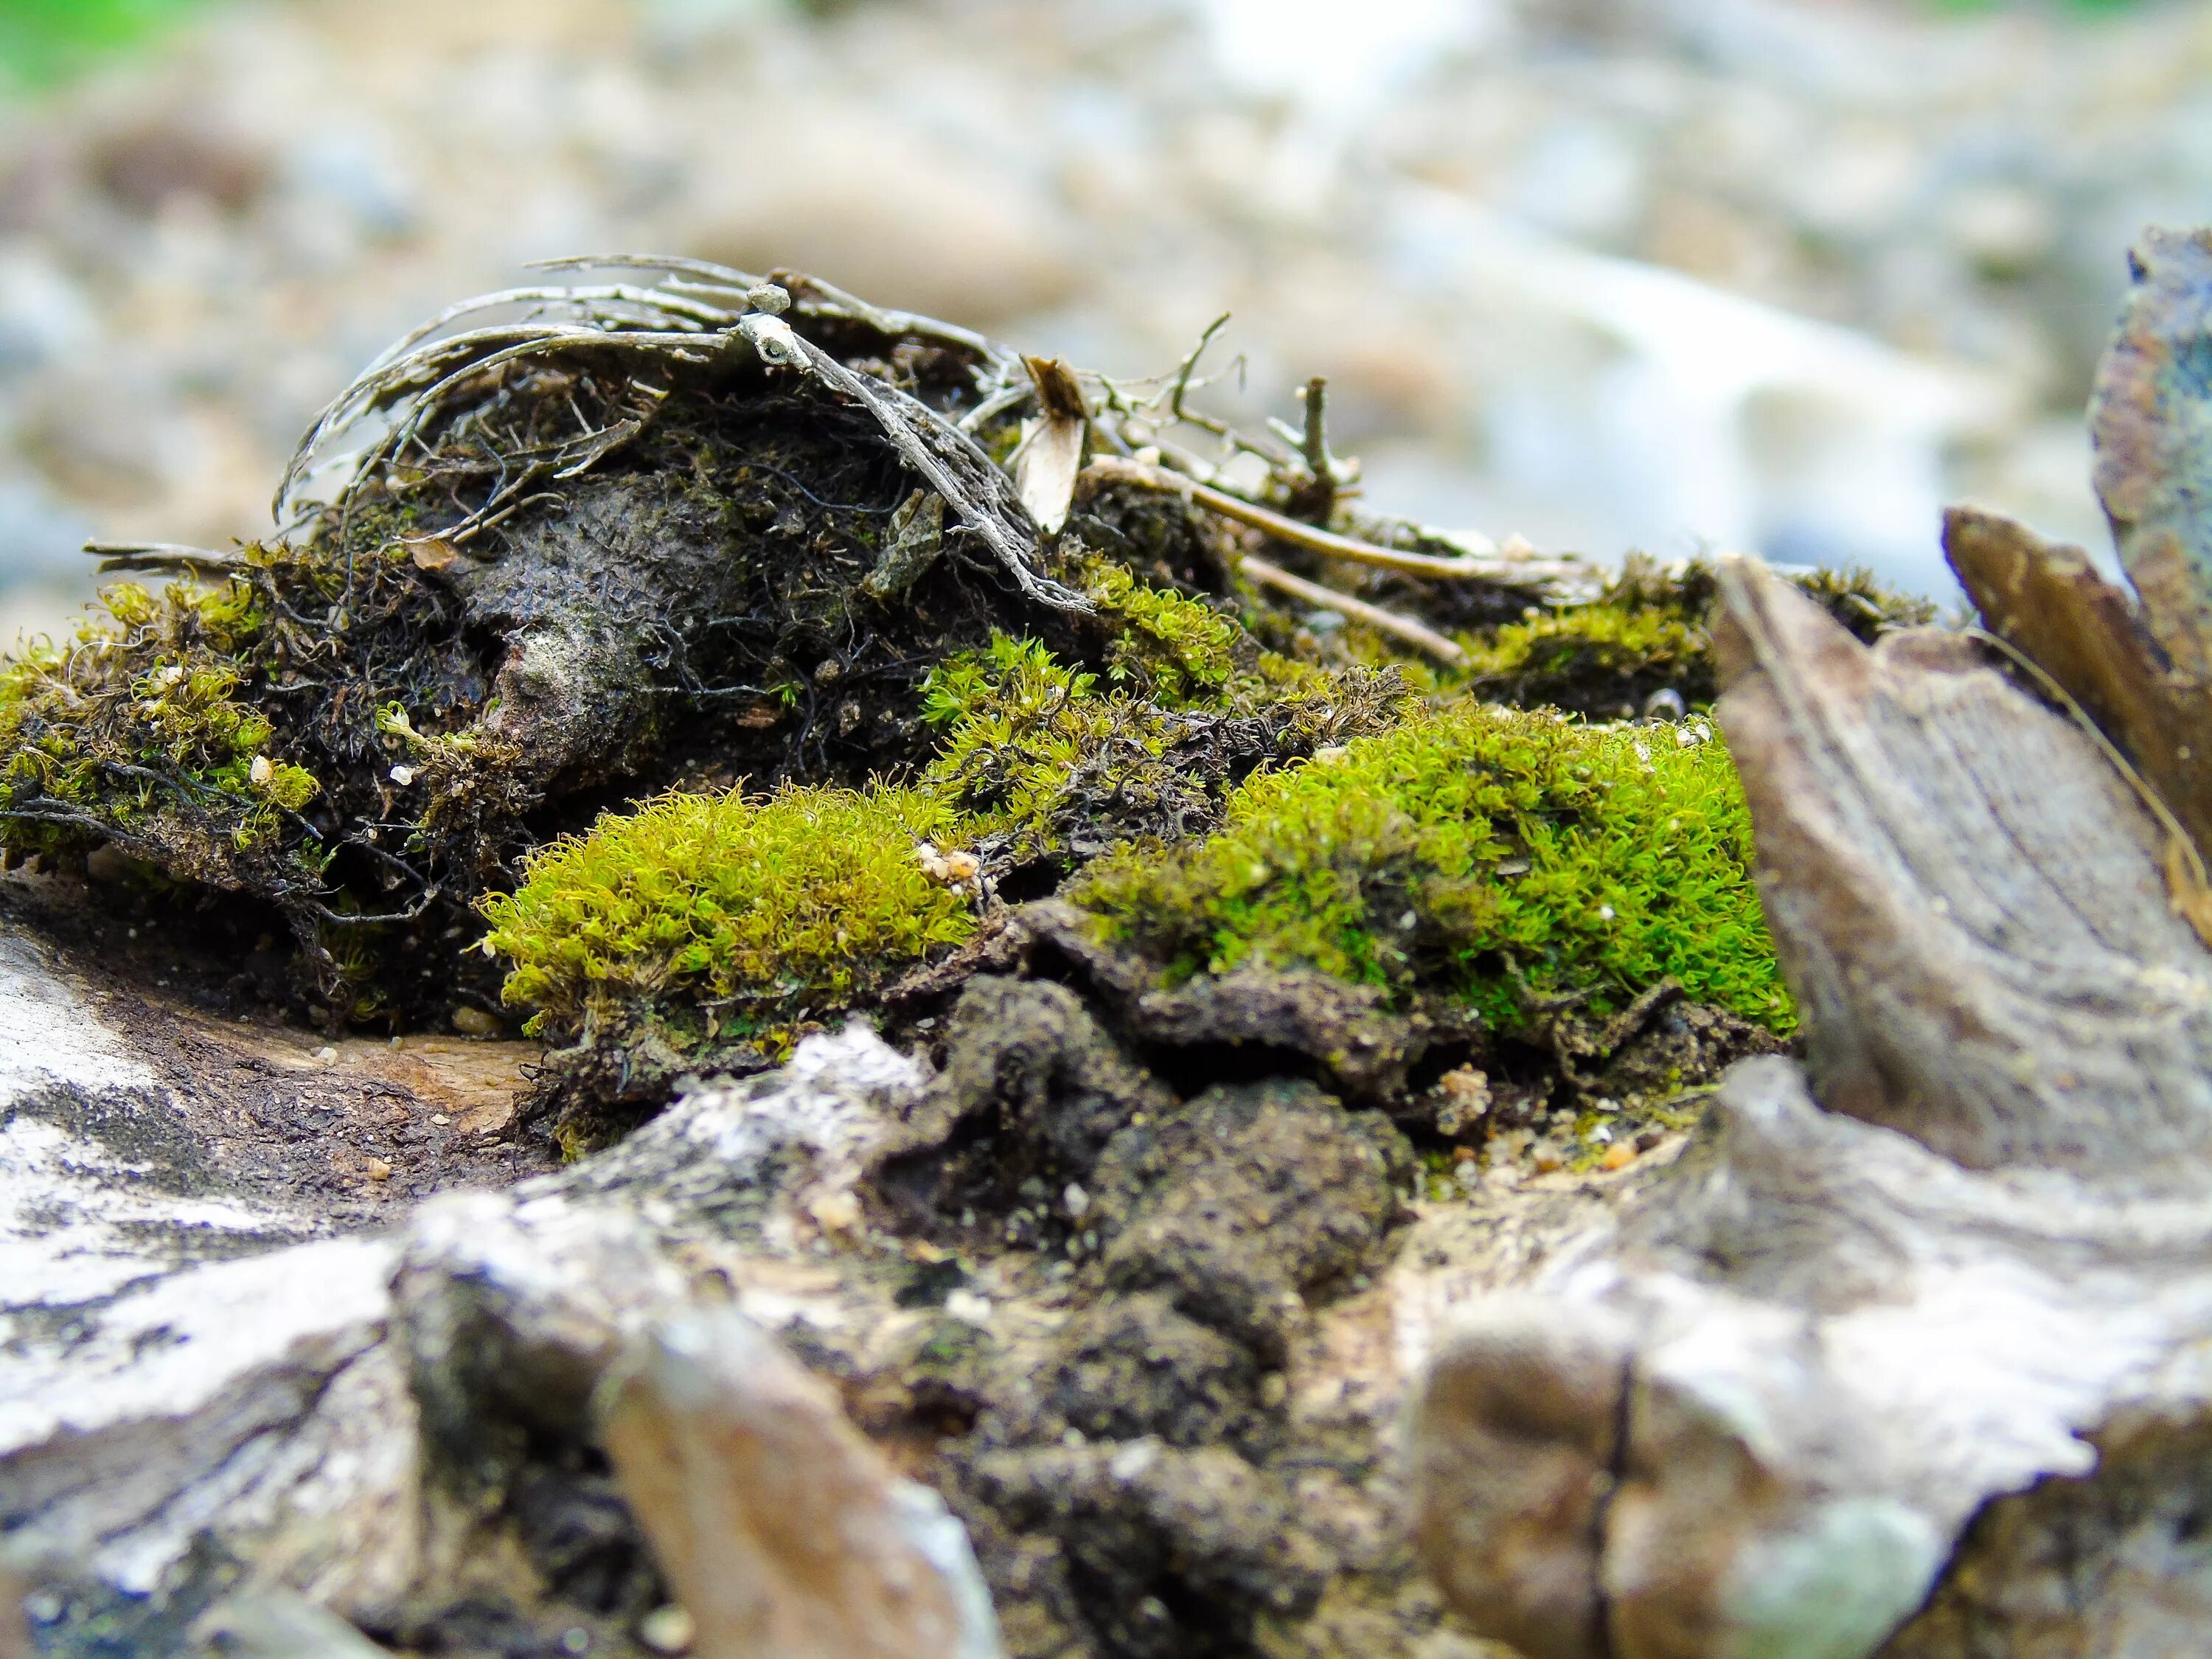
[1070,705,1794,1034]
[481,783,981,1058]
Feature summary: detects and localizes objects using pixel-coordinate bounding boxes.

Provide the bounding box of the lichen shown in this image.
[480,783,981,1060]
[1069,703,1795,1034]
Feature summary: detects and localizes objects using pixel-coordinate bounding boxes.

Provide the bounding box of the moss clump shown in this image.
[919,633,1408,865]
[1070,704,1793,1034]
[480,783,980,1060]
[1461,602,1709,715]
[1303,554,1938,720]
[1079,557,1242,705]
[0,572,327,885]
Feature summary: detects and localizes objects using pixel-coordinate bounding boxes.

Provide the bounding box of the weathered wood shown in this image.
[0,958,1004,1656]
[2089,226,2212,681]
[1408,561,2212,1659]
[1943,504,2212,941]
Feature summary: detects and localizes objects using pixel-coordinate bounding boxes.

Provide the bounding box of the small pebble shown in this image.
[1600,1144,1638,1172]
[559,1630,591,1656]
[365,1157,393,1181]
[945,1288,992,1326]
[430,1113,450,1125]
[1062,1180,1090,1219]
[807,1188,862,1233]
[451,1005,500,1037]
[638,1606,695,1655]
[313,1044,338,1063]
[1259,1372,1289,1408]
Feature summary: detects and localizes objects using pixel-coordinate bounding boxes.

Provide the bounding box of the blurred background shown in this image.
[0,0,2197,640]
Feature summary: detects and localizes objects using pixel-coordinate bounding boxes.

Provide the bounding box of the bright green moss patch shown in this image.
[1080,558,1242,705]
[481,783,981,1056]
[1071,704,1794,1034]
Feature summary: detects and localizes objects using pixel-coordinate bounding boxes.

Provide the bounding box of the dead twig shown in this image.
[1082,456,1582,585]
[83,542,246,575]
[1239,552,1467,667]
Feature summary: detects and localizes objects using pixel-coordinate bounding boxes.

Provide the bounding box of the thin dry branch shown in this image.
[1081,455,1584,587]
[1239,552,1467,665]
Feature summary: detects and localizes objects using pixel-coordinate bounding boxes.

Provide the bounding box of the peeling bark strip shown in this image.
[1409,564,2212,1659]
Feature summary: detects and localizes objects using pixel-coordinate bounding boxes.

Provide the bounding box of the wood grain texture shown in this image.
[1944,504,2212,942]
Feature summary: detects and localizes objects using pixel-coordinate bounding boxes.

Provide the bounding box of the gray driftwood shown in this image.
[1408,559,2212,1659]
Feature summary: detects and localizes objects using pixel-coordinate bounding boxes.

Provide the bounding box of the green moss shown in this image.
[1281,554,1938,718]
[1070,703,1793,1033]
[1079,558,1241,705]
[918,633,1409,864]
[1461,602,1710,712]
[0,574,321,871]
[481,783,981,1056]
[1787,563,1941,642]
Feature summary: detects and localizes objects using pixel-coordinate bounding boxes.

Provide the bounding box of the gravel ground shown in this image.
[0,0,2202,636]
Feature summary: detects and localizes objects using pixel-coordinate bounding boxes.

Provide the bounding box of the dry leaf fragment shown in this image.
[1015,355,1088,535]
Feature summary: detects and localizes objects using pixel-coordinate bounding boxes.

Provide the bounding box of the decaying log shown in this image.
[1408,560,2212,1659]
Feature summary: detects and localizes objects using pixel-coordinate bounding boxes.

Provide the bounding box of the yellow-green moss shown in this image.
[481,783,981,1054]
[1461,602,1708,710]
[1290,554,1938,717]
[1079,559,1241,705]
[1070,704,1793,1033]
[919,633,1410,863]
[0,576,319,867]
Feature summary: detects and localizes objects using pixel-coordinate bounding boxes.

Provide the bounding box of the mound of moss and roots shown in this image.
[0,262,1964,1659]
[0,259,1907,1105]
